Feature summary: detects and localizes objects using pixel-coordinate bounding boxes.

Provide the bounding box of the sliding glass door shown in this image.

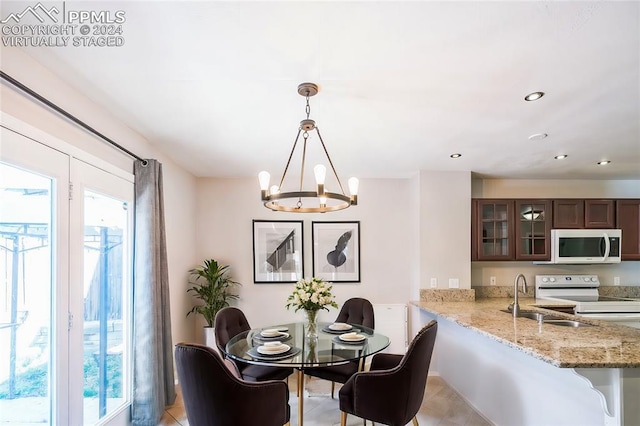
[0,126,133,425]
[70,159,133,425]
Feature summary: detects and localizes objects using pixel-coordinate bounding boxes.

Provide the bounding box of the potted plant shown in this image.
[187,259,241,347]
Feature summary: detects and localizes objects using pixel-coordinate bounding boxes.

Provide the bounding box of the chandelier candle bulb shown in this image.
[258,171,271,197]
[314,164,326,185]
[348,177,359,204]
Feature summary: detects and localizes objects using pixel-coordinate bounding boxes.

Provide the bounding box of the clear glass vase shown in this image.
[305,309,319,339]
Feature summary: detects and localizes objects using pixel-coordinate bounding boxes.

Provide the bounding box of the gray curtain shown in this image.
[132,159,176,425]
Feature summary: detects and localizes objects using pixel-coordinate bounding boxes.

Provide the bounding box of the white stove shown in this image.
[535,274,640,328]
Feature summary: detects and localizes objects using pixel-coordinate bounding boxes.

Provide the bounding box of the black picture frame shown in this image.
[312,221,361,283]
[253,220,304,283]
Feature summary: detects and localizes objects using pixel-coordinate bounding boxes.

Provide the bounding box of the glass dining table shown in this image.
[224,321,390,426]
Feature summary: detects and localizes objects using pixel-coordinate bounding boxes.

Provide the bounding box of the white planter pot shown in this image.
[203,326,216,350]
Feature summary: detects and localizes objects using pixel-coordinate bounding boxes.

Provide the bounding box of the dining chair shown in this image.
[338,320,438,426]
[304,297,375,398]
[214,306,294,382]
[175,342,291,426]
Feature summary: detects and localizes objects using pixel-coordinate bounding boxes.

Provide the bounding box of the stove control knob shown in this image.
[542,277,549,283]
[549,277,556,282]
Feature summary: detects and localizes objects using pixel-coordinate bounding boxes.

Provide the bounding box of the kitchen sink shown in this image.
[516,311,546,321]
[542,319,592,327]
[500,310,592,327]
[501,310,550,321]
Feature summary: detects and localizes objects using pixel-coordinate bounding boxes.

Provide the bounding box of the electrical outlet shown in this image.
[614,276,620,286]
[430,278,438,288]
[448,278,459,288]
[490,276,497,286]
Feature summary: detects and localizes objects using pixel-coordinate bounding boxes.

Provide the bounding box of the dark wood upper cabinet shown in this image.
[472,199,514,261]
[472,198,637,262]
[553,199,585,228]
[616,199,640,260]
[514,200,552,261]
[553,199,615,228]
[584,199,615,228]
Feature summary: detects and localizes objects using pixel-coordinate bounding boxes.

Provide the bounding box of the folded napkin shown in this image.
[261,328,281,337]
[330,322,351,330]
[341,332,357,338]
[258,342,288,353]
[263,341,282,347]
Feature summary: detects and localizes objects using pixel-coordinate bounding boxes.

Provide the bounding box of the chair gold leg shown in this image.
[340,411,347,426]
[331,381,335,399]
[412,417,419,426]
[284,423,290,426]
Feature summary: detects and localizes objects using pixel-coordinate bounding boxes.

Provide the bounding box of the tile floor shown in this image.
[160,374,492,426]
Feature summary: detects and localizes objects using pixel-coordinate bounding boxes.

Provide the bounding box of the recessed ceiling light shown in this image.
[555,154,568,160]
[450,153,462,158]
[597,160,611,165]
[524,91,545,101]
[528,133,548,141]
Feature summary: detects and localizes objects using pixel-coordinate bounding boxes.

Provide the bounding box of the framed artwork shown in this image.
[253,220,304,283]
[312,221,360,283]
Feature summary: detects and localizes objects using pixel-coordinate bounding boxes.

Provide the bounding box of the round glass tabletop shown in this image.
[224,322,390,368]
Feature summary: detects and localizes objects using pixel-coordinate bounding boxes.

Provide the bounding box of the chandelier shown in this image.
[258,82,359,213]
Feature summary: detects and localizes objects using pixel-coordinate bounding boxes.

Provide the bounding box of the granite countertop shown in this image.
[411,298,640,368]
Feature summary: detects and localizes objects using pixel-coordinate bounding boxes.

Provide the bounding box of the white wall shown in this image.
[195,177,420,334]
[420,171,472,289]
[471,179,640,288]
[1,48,199,345]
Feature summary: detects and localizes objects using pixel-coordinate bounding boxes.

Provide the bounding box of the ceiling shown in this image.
[2,1,639,183]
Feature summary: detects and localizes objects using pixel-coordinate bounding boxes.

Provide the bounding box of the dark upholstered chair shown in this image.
[214,307,293,382]
[304,297,375,397]
[335,297,376,329]
[175,343,290,426]
[338,320,438,426]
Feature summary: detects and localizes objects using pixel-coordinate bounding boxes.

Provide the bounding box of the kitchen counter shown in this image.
[411,298,640,368]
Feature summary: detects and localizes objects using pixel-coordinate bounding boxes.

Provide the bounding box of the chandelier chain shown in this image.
[305,94,311,119]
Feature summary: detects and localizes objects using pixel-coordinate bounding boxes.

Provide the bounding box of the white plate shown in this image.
[259,331,289,340]
[329,323,353,331]
[257,344,290,355]
[339,333,366,342]
[261,329,284,337]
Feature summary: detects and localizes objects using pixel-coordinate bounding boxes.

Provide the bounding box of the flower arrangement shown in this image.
[285,277,338,313]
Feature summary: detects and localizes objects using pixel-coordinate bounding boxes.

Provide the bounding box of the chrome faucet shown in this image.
[509,273,528,317]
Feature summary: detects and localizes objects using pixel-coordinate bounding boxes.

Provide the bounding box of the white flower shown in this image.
[285,277,338,313]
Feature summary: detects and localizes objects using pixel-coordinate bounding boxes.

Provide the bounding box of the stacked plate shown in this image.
[323,322,357,334]
[256,328,290,340]
[256,341,290,355]
[329,323,352,331]
[333,331,367,345]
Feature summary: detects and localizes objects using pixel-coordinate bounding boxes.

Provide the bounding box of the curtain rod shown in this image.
[0,70,146,164]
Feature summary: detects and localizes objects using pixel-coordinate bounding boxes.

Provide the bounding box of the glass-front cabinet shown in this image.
[514,200,551,260]
[472,199,552,261]
[472,200,514,261]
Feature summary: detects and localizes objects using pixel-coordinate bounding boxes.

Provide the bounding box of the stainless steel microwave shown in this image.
[547,229,622,264]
